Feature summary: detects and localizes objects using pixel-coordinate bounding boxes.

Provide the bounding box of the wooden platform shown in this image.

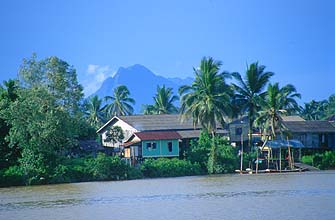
[294,162,320,171]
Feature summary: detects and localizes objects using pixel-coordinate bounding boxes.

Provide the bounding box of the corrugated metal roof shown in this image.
[119,114,200,131]
[177,129,228,139]
[281,116,305,121]
[283,121,335,133]
[135,131,182,140]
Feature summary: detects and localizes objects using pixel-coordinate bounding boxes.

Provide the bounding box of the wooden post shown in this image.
[287,136,292,170]
[279,147,282,172]
[256,147,259,174]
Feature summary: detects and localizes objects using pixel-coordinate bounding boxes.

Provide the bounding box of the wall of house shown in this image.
[101,120,138,147]
[141,139,179,158]
[293,132,335,149]
[229,123,249,143]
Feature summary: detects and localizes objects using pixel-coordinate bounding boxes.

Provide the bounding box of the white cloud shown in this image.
[87,64,99,74]
[83,64,115,96]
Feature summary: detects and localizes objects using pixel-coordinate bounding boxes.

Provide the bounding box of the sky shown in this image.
[0,0,334,103]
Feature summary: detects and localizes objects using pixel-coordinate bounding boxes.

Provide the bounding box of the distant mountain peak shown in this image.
[92,64,193,113]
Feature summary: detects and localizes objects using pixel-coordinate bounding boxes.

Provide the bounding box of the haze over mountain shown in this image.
[91,64,193,113]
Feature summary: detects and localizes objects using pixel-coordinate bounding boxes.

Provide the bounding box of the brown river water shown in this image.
[1,171,335,220]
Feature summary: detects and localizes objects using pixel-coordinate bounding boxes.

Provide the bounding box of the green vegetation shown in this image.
[142,85,179,114]
[302,151,335,170]
[187,131,239,174]
[232,62,274,148]
[1,54,334,187]
[140,158,203,178]
[179,57,233,174]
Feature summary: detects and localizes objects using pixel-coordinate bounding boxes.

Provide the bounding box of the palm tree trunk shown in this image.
[208,130,216,174]
[248,113,253,151]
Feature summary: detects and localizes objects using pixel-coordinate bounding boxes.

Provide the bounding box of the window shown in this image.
[167,142,173,152]
[235,127,242,135]
[146,142,157,150]
[152,142,157,149]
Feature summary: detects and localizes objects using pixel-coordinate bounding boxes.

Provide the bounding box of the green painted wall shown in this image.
[142,139,179,157]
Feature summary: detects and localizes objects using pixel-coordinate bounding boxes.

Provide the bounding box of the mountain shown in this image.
[91,64,193,113]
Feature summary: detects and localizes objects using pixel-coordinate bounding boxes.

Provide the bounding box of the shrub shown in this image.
[0,166,25,187]
[86,153,128,181]
[140,158,203,178]
[301,155,314,166]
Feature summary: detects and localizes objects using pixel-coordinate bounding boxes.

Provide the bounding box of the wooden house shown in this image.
[97,114,228,162]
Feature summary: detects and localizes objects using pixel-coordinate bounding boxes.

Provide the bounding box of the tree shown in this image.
[0,79,20,169]
[179,57,232,174]
[104,85,135,117]
[256,83,301,139]
[4,87,77,184]
[18,54,84,114]
[84,95,106,129]
[142,85,178,114]
[104,126,124,147]
[300,100,328,120]
[232,62,274,149]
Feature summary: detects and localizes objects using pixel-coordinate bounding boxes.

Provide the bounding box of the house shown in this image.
[96,114,228,161]
[228,115,335,150]
[281,118,335,149]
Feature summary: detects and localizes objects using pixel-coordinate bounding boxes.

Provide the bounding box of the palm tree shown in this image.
[142,104,156,115]
[84,95,106,129]
[179,57,232,174]
[232,62,274,149]
[152,85,178,114]
[104,85,135,117]
[300,100,328,120]
[256,83,301,139]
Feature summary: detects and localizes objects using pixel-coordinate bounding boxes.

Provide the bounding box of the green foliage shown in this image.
[104,126,124,146]
[301,155,314,166]
[0,166,25,187]
[86,153,128,181]
[143,85,178,114]
[302,151,335,170]
[140,158,203,178]
[104,85,135,117]
[187,131,239,174]
[84,95,106,129]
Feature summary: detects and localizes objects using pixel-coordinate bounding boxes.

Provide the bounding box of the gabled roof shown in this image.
[97,114,202,133]
[281,116,305,121]
[283,120,335,133]
[118,114,200,131]
[135,131,182,141]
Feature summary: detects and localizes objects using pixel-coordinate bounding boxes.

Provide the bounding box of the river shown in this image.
[1,171,335,220]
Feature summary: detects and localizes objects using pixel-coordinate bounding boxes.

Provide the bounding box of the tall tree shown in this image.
[84,95,106,129]
[232,62,274,149]
[143,85,178,114]
[300,100,328,120]
[18,54,84,114]
[104,85,135,117]
[256,83,301,139]
[4,87,77,184]
[179,57,232,174]
[0,79,20,169]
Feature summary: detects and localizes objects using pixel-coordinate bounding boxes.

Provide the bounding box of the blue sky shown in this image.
[1,0,334,103]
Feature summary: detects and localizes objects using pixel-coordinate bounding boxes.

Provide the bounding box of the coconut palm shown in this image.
[152,85,178,114]
[84,95,106,129]
[104,85,135,117]
[231,62,274,148]
[256,83,301,139]
[300,100,328,120]
[179,57,232,174]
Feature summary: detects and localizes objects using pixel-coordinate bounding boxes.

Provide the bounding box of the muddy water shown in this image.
[1,171,335,220]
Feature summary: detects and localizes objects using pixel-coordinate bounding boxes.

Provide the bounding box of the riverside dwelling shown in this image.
[97,114,227,164]
[280,116,335,149]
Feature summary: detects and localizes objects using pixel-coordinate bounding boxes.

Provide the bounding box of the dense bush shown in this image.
[302,151,335,170]
[0,166,25,187]
[187,131,239,174]
[140,158,203,178]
